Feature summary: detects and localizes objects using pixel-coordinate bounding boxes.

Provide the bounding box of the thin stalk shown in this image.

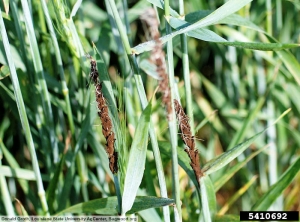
[40,0,75,136]
[266,100,282,210]
[20,0,58,162]
[114,175,122,214]
[164,0,181,219]
[180,37,194,132]
[0,9,49,215]
[11,0,51,169]
[130,55,171,222]
[0,148,15,216]
[121,0,132,45]
[107,0,131,55]
[54,4,92,202]
[106,1,170,221]
[10,0,31,73]
[275,0,282,36]
[265,0,281,210]
[178,1,194,133]
[0,174,15,215]
[104,0,129,78]
[266,0,273,36]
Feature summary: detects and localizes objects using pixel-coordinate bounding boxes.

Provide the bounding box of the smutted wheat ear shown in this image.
[88,56,118,174]
[174,99,203,185]
[140,8,172,120]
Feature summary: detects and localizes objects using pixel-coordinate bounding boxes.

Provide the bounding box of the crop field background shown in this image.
[0,0,299,221]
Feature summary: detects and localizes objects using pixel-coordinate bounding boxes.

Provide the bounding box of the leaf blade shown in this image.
[252,156,300,211]
[122,102,152,214]
[56,196,174,215]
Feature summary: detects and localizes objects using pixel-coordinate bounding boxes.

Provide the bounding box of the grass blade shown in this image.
[201,175,216,218]
[218,175,258,215]
[0,166,49,181]
[158,141,198,188]
[20,0,58,161]
[0,6,49,215]
[276,50,300,85]
[202,109,291,175]
[252,156,300,211]
[169,18,299,51]
[214,145,268,191]
[57,196,174,215]
[122,102,152,214]
[200,176,214,222]
[134,0,253,54]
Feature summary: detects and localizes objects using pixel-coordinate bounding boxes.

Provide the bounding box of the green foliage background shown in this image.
[0,0,299,221]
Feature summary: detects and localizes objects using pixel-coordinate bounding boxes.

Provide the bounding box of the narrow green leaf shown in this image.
[138,208,162,222]
[0,9,49,214]
[82,2,107,22]
[286,0,300,10]
[0,38,26,72]
[202,109,290,175]
[74,93,96,154]
[122,102,152,214]
[214,146,267,191]
[285,83,300,114]
[147,0,180,17]
[70,0,81,17]
[0,139,31,195]
[276,50,300,85]
[169,17,227,42]
[169,18,299,51]
[180,0,253,33]
[216,42,299,51]
[173,204,181,222]
[46,152,67,214]
[185,11,263,33]
[139,59,160,80]
[133,0,253,54]
[200,176,213,222]
[218,176,258,215]
[187,28,227,42]
[157,141,198,188]
[202,131,264,175]
[252,156,300,211]
[0,174,15,215]
[202,176,217,217]
[56,196,174,215]
[0,166,50,181]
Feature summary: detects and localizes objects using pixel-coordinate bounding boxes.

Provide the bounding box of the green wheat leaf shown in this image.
[56,196,174,215]
[252,156,300,211]
[122,102,152,214]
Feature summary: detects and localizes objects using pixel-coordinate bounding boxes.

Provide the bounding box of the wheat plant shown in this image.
[0,0,299,221]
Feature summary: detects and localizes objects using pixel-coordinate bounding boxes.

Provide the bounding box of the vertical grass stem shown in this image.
[40,0,75,136]
[164,0,182,219]
[0,9,49,215]
[106,1,170,221]
[20,0,58,162]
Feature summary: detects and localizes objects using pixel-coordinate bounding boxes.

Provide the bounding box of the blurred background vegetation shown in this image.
[0,0,299,221]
